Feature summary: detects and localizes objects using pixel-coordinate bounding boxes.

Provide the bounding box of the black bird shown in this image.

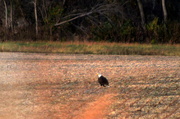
[97,73,109,87]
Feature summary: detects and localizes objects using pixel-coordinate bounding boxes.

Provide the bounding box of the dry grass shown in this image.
[0,41,180,56]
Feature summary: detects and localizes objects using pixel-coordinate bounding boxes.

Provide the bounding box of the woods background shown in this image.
[0,0,180,44]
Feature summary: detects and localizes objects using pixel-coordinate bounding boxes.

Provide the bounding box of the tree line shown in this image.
[0,0,180,43]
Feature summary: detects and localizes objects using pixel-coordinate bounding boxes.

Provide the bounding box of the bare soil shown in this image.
[0,52,179,119]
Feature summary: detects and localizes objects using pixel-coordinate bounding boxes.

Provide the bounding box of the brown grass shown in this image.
[0,41,180,56]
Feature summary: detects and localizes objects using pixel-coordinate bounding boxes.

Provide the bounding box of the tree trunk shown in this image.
[34,0,38,37]
[63,0,66,6]
[10,0,13,31]
[137,0,146,30]
[3,0,8,29]
[162,0,167,23]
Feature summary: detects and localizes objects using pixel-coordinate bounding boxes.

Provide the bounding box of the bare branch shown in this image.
[54,1,124,27]
[54,11,93,26]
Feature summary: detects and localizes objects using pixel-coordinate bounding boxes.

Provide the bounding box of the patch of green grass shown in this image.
[0,41,179,56]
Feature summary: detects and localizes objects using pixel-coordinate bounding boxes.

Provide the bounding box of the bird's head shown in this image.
[97,73,102,77]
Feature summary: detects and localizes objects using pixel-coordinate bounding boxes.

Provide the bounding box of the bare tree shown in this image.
[33,0,38,37]
[137,0,145,30]
[162,0,167,23]
[63,0,66,6]
[39,0,49,23]
[10,0,13,31]
[3,0,8,28]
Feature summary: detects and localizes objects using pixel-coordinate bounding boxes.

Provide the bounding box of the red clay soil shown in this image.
[73,93,117,119]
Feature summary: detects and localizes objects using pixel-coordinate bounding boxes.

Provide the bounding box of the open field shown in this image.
[0,41,180,56]
[0,52,179,119]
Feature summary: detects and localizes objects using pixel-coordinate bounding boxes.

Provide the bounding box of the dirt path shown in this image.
[74,93,117,119]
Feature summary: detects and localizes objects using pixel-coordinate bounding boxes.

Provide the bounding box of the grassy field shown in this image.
[0,41,179,56]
